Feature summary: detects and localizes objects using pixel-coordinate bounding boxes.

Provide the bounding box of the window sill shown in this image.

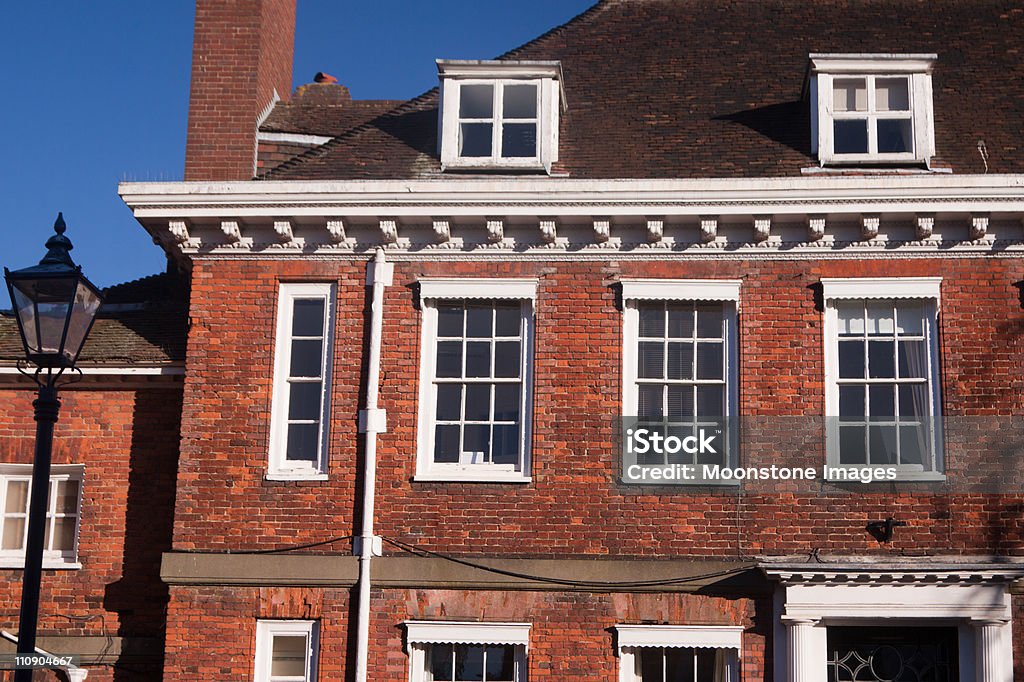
[265,472,329,482]
[442,159,548,173]
[414,472,532,484]
[0,560,81,570]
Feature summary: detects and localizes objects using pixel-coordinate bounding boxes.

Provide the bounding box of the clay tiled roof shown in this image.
[0,272,187,367]
[260,0,1024,181]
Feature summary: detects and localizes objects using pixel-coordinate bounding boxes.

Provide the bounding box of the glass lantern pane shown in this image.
[10,285,40,353]
[62,280,102,362]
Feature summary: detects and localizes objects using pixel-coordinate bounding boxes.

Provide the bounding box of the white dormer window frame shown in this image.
[810,54,936,166]
[438,60,562,173]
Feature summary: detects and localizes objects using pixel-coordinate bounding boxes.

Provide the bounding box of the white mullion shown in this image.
[44,479,57,552]
[867,76,879,154]
[493,83,504,161]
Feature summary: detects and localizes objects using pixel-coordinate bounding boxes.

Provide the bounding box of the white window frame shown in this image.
[614,625,742,682]
[254,619,318,682]
[405,621,530,682]
[810,54,936,166]
[267,282,335,480]
[822,277,943,480]
[438,60,562,173]
[415,278,537,483]
[0,463,84,569]
[621,280,741,479]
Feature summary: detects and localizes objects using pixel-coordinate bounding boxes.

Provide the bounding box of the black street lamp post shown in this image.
[4,214,102,682]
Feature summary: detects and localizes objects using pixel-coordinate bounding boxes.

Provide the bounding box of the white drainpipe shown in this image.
[355,248,391,682]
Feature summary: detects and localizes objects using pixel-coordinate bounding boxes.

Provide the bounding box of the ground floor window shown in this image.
[427,643,519,681]
[405,621,530,682]
[826,626,958,682]
[254,620,318,682]
[633,646,730,681]
[615,625,741,682]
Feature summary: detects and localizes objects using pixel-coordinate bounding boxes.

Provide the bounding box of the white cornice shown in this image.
[119,175,1024,259]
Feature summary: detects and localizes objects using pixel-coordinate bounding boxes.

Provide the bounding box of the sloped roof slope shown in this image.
[260,0,1024,180]
[0,272,188,367]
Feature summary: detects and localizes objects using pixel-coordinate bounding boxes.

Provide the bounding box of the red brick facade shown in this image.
[0,385,182,680]
[154,253,1024,679]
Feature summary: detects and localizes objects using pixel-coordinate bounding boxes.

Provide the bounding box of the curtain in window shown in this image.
[713,649,729,682]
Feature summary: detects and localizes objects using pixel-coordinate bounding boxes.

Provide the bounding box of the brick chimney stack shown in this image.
[184,0,296,181]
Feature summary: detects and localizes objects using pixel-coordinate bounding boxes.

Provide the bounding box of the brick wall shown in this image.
[175,255,1024,558]
[163,585,350,681]
[0,385,182,681]
[184,0,296,181]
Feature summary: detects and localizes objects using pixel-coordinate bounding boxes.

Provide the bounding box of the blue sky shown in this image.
[0,1,594,289]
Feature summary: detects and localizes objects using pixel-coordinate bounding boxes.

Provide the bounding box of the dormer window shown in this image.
[438,60,562,172]
[809,54,936,166]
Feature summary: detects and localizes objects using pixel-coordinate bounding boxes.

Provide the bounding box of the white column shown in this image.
[783,617,820,682]
[973,619,1011,682]
[65,669,88,682]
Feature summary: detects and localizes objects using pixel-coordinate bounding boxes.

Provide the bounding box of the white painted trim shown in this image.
[810,54,937,74]
[0,365,184,376]
[813,60,936,165]
[619,279,742,302]
[437,59,562,80]
[257,131,334,146]
[0,464,84,570]
[438,77,558,172]
[821,276,942,300]
[621,290,740,477]
[418,278,538,300]
[404,621,531,649]
[615,625,743,649]
[415,294,534,482]
[821,286,943,475]
[773,575,1014,682]
[254,619,318,682]
[267,283,335,479]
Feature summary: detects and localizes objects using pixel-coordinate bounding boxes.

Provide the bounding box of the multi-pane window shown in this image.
[405,621,530,682]
[427,644,519,682]
[0,464,82,568]
[823,278,942,477]
[636,302,728,425]
[457,82,538,160]
[810,54,936,165]
[438,61,561,172]
[615,626,742,682]
[634,647,720,682]
[831,76,913,155]
[621,281,741,475]
[417,279,536,481]
[269,283,333,478]
[255,620,318,682]
[836,300,936,468]
[428,301,528,473]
